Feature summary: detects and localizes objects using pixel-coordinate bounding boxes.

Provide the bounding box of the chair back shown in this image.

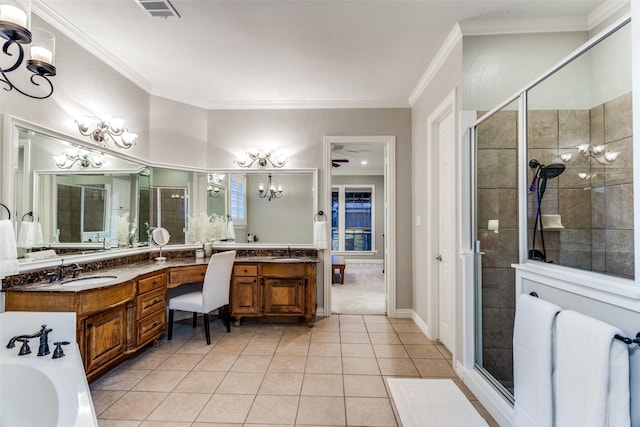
[202,250,236,312]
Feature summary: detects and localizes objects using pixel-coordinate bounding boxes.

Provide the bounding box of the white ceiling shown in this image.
[35,0,610,110]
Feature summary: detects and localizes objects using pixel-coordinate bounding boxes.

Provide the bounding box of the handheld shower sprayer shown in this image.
[528,159,541,192]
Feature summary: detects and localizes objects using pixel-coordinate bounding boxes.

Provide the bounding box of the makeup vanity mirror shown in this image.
[8,120,318,264]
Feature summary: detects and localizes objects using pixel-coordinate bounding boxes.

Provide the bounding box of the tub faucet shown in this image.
[6,330,42,349]
[58,259,68,280]
[37,324,52,356]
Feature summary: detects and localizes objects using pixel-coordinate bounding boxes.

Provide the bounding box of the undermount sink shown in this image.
[271,257,302,262]
[61,276,118,286]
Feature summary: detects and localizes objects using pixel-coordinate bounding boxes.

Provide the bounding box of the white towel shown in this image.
[226,220,235,241]
[16,221,34,248]
[513,293,562,427]
[0,219,19,278]
[314,221,328,249]
[555,310,630,427]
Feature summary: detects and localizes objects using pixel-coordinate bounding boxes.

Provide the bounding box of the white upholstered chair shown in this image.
[167,250,236,344]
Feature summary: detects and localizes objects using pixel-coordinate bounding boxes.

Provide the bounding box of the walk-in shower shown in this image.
[528,159,565,263]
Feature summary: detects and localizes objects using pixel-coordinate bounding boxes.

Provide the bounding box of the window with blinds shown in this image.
[331,185,374,252]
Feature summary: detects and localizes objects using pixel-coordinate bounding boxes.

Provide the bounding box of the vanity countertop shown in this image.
[4,255,319,293]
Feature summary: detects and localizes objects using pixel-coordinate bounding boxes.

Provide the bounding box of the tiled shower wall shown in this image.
[475,91,634,391]
[528,92,634,278]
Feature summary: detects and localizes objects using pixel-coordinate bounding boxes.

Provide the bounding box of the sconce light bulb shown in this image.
[110,118,125,133]
[560,153,572,162]
[576,144,590,154]
[592,145,605,155]
[604,151,620,163]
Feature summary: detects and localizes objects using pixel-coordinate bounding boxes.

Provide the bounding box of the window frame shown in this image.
[331,184,376,254]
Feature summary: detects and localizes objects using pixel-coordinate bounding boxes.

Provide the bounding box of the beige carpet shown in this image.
[331,262,385,315]
[387,378,489,427]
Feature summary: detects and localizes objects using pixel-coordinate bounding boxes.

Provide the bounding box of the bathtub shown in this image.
[0,312,97,427]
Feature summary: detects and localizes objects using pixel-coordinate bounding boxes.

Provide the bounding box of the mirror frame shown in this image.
[2,116,319,272]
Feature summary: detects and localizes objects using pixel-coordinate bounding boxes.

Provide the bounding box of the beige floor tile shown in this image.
[176,339,218,354]
[155,353,204,371]
[97,420,141,427]
[363,315,390,324]
[472,400,500,427]
[343,374,388,397]
[388,318,414,324]
[412,358,457,378]
[342,357,381,375]
[100,391,167,420]
[368,332,401,344]
[341,343,375,358]
[301,373,344,396]
[404,344,444,359]
[246,395,299,424]
[365,323,396,333]
[209,340,247,354]
[258,372,304,395]
[340,331,370,343]
[305,356,343,374]
[174,370,225,393]
[91,368,151,391]
[296,396,346,425]
[91,389,126,416]
[308,342,341,357]
[275,341,310,356]
[310,331,341,343]
[376,358,420,377]
[339,322,367,333]
[268,355,307,373]
[339,314,365,323]
[242,340,279,355]
[230,354,273,372]
[191,423,242,427]
[373,344,409,359]
[193,353,238,372]
[132,369,188,392]
[196,394,254,423]
[312,317,340,332]
[151,339,187,354]
[345,397,397,427]
[216,371,265,394]
[122,351,171,370]
[435,342,453,361]
[140,421,191,427]
[397,333,430,345]
[391,323,422,334]
[253,328,285,342]
[281,327,312,343]
[147,392,211,422]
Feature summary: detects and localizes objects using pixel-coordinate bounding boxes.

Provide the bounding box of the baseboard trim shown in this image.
[461,367,514,427]
[394,308,414,319]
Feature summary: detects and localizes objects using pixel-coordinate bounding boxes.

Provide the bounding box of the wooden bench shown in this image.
[331,255,345,284]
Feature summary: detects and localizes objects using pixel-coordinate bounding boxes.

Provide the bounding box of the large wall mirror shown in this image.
[8,121,318,264]
[526,20,633,279]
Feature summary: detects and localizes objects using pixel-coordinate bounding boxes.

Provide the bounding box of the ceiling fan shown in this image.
[332,159,349,168]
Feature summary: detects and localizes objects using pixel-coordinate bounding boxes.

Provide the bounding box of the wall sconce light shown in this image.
[54,147,105,169]
[258,173,283,202]
[487,219,499,234]
[561,144,620,165]
[75,114,138,149]
[207,173,223,197]
[577,172,597,180]
[0,1,56,99]
[236,149,287,169]
[208,186,221,197]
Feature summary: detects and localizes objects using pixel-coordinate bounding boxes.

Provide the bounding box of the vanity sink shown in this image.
[61,276,118,286]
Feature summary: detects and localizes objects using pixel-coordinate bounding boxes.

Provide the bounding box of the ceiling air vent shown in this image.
[136,0,181,18]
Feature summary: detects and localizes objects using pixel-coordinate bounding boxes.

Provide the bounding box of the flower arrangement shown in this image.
[188,213,227,244]
[113,213,133,246]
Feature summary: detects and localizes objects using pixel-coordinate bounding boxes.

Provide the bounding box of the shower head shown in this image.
[539,163,565,179]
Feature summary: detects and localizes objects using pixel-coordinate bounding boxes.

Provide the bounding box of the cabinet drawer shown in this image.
[234,264,257,277]
[80,282,135,315]
[169,266,206,286]
[260,263,307,278]
[137,309,165,345]
[137,287,166,319]
[138,273,167,294]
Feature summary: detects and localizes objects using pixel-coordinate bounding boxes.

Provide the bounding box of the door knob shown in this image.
[436,255,443,261]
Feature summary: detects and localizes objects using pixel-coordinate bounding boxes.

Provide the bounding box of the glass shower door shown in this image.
[473,98,520,400]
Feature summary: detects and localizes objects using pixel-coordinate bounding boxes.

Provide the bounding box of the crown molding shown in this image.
[458,15,589,36]
[32,1,154,94]
[588,0,630,29]
[200,98,411,110]
[409,23,462,106]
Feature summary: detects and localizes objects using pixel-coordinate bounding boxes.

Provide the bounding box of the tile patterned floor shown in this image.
[91,315,498,426]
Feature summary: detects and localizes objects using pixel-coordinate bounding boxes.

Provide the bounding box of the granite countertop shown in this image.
[6,255,319,293]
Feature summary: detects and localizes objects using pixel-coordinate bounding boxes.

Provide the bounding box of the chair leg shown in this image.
[223,305,231,333]
[203,313,211,345]
[192,312,198,328]
[168,309,174,340]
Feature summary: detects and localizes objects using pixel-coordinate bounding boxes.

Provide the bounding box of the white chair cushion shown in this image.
[168,291,204,313]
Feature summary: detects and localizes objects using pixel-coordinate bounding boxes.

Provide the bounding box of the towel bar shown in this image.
[21,211,34,222]
[614,333,640,347]
[314,210,326,222]
[0,203,9,220]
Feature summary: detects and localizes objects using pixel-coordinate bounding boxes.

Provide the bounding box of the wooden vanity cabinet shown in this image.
[84,304,128,375]
[135,272,167,348]
[168,265,206,288]
[231,264,260,316]
[231,262,317,327]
